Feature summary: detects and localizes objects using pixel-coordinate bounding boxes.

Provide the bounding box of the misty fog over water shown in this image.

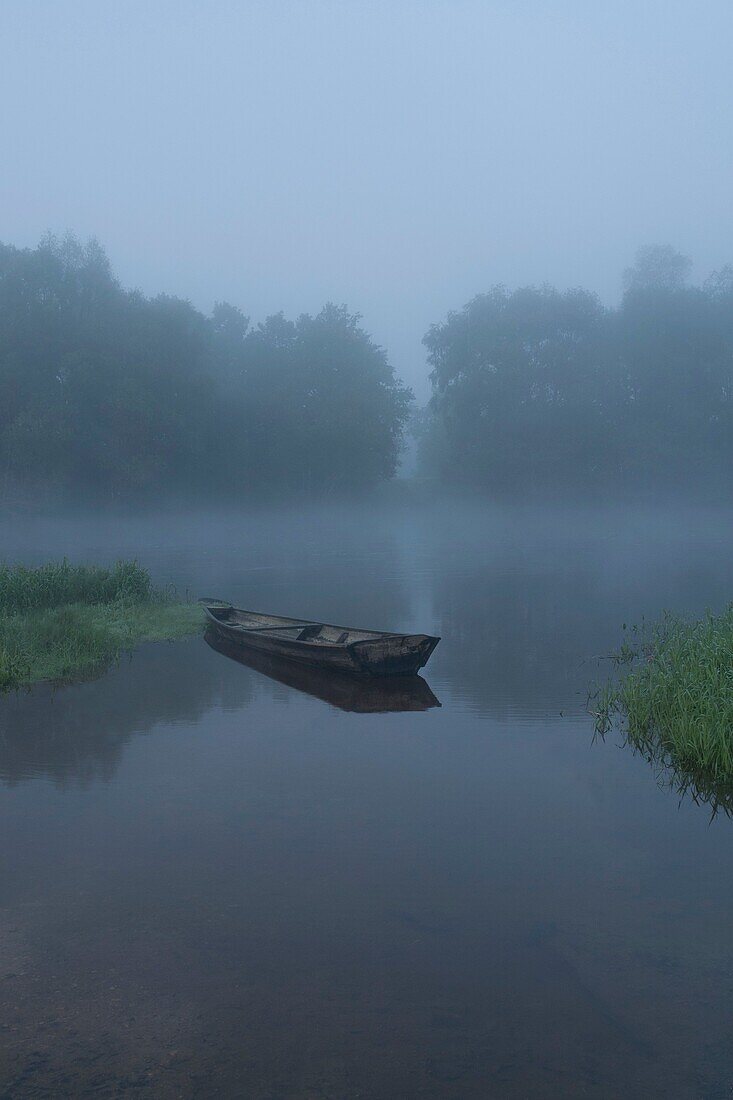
[2,500,733,1096]
[3,0,733,1095]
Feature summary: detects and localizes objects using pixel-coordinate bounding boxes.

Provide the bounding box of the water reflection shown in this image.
[0,623,441,787]
[0,637,238,786]
[3,502,733,1097]
[425,502,733,717]
[204,630,441,712]
[598,727,733,820]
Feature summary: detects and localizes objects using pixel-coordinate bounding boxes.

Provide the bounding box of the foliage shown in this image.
[0,559,152,614]
[216,304,411,492]
[0,234,412,501]
[421,284,613,488]
[420,245,733,493]
[621,243,692,293]
[0,559,202,690]
[595,608,733,790]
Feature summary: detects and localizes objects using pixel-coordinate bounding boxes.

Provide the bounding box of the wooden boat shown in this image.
[204,631,441,712]
[201,601,440,677]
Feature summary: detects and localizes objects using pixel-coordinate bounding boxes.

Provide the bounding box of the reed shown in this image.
[0,559,153,615]
[595,607,733,786]
[0,560,202,691]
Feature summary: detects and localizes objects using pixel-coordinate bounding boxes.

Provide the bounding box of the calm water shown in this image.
[2,500,733,1098]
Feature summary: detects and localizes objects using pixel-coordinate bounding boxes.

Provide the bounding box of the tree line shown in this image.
[4,236,730,503]
[419,246,733,495]
[0,234,411,502]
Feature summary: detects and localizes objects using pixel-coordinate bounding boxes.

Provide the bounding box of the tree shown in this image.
[421,247,733,495]
[0,235,412,501]
[422,284,614,489]
[622,244,692,293]
[220,304,412,493]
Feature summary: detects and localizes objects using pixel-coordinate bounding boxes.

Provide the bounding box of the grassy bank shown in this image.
[0,560,202,691]
[595,606,733,789]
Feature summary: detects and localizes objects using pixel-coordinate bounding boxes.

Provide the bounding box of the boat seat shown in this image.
[297,624,323,641]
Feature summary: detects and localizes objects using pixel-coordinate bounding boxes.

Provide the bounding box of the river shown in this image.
[1,499,733,1097]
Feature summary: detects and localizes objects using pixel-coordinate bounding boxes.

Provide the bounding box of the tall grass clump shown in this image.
[0,641,29,692]
[595,607,733,790]
[0,559,152,615]
[0,559,201,692]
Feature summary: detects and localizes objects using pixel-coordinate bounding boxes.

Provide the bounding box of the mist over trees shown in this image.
[420,246,733,495]
[4,236,732,505]
[0,235,411,502]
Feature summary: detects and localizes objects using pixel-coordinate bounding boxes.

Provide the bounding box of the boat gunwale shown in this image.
[202,604,438,648]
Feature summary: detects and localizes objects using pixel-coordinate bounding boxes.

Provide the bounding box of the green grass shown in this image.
[0,560,203,691]
[595,607,733,801]
[0,558,153,614]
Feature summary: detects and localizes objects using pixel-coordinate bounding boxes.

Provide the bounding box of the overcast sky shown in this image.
[2,0,732,396]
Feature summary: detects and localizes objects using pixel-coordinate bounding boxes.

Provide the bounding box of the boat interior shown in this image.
[207,605,384,645]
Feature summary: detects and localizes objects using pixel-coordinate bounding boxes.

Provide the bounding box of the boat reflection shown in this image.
[204,630,441,713]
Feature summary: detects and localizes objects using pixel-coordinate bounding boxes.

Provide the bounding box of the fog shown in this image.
[3,0,732,397]
[5,498,733,1095]
[5,8,733,1093]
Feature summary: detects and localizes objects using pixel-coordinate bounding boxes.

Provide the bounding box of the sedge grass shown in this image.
[0,559,153,614]
[0,560,202,691]
[595,607,733,794]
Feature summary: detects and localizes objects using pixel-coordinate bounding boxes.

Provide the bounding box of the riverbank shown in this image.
[0,560,203,691]
[595,606,733,786]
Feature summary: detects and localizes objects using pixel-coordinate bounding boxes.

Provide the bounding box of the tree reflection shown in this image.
[427,504,733,717]
[0,638,250,787]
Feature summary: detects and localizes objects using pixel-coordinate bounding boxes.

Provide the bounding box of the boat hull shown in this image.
[202,605,440,677]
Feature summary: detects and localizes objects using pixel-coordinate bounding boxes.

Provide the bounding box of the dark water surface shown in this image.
[2,501,733,1098]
